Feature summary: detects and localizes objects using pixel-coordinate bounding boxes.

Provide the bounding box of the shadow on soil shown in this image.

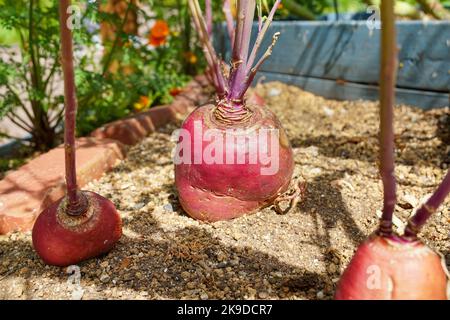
[1,168,366,299]
[300,171,366,245]
[291,112,450,170]
[297,170,367,276]
[0,221,329,299]
[0,166,446,299]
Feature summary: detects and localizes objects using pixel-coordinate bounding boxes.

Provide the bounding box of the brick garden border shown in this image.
[0,75,210,235]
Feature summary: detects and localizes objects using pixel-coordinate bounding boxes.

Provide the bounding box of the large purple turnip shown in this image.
[175,0,295,221]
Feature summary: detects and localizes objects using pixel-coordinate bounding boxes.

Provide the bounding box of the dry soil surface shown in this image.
[1,82,449,300]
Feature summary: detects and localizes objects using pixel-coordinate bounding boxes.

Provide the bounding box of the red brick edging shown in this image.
[91,76,210,145]
[0,76,209,235]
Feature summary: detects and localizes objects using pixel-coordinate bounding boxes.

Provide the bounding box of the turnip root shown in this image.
[32,0,122,266]
[32,191,122,266]
[335,0,449,300]
[176,0,294,221]
[175,102,294,221]
[335,235,448,300]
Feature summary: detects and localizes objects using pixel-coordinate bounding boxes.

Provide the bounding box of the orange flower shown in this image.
[151,20,169,38]
[149,20,169,47]
[169,88,183,97]
[134,95,152,111]
[139,95,151,107]
[149,36,167,46]
[183,51,198,64]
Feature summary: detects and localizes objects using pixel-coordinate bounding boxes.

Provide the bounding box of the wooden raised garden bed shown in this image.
[215,21,450,109]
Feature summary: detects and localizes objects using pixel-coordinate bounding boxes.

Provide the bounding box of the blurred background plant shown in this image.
[272,0,450,20]
[0,0,194,153]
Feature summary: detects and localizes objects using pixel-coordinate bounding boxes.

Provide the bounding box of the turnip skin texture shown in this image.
[175,103,294,221]
[335,234,449,300]
[32,191,122,267]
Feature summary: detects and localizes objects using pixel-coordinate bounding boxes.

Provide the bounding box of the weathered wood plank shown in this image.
[255,71,449,110]
[215,21,450,94]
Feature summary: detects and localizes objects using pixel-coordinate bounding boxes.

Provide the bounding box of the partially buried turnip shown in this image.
[33,191,122,267]
[175,0,294,221]
[32,0,122,267]
[335,234,449,300]
[175,101,294,221]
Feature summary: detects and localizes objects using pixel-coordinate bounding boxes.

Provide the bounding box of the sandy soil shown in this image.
[1,82,449,300]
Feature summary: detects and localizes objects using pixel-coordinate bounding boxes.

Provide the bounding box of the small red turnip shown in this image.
[32,191,122,267]
[177,0,294,221]
[32,0,122,266]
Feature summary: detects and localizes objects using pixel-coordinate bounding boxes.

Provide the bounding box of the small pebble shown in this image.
[258,292,269,299]
[100,274,110,283]
[163,203,174,212]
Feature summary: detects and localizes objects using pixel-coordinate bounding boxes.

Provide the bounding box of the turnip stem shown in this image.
[228,0,256,101]
[223,0,235,46]
[242,32,280,96]
[205,0,213,36]
[246,0,281,74]
[190,0,280,117]
[188,2,225,95]
[59,0,87,215]
[378,0,398,236]
[257,0,263,32]
[404,171,450,238]
[188,0,227,96]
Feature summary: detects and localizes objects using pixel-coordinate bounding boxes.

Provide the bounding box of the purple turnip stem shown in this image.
[404,171,450,238]
[228,0,281,101]
[377,0,398,236]
[242,32,280,95]
[188,0,227,96]
[189,0,280,111]
[246,0,281,74]
[228,0,256,101]
[223,0,235,46]
[59,0,87,215]
[205,0,213,36]
[257,1,263,32]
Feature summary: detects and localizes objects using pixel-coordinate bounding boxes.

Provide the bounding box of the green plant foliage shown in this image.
[73,0,190,135]
[0,0,191,149]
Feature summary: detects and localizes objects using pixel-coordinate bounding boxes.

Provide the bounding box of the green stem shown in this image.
[29,0,41,92]
[4,83,33,122]
[6,114,33,133]
[43,59,59,94]
[416,0,450,19]
[28,0,49,143]
[283,0,316,20]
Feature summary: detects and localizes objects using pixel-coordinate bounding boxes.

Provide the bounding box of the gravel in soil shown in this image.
[1,82,449,300]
